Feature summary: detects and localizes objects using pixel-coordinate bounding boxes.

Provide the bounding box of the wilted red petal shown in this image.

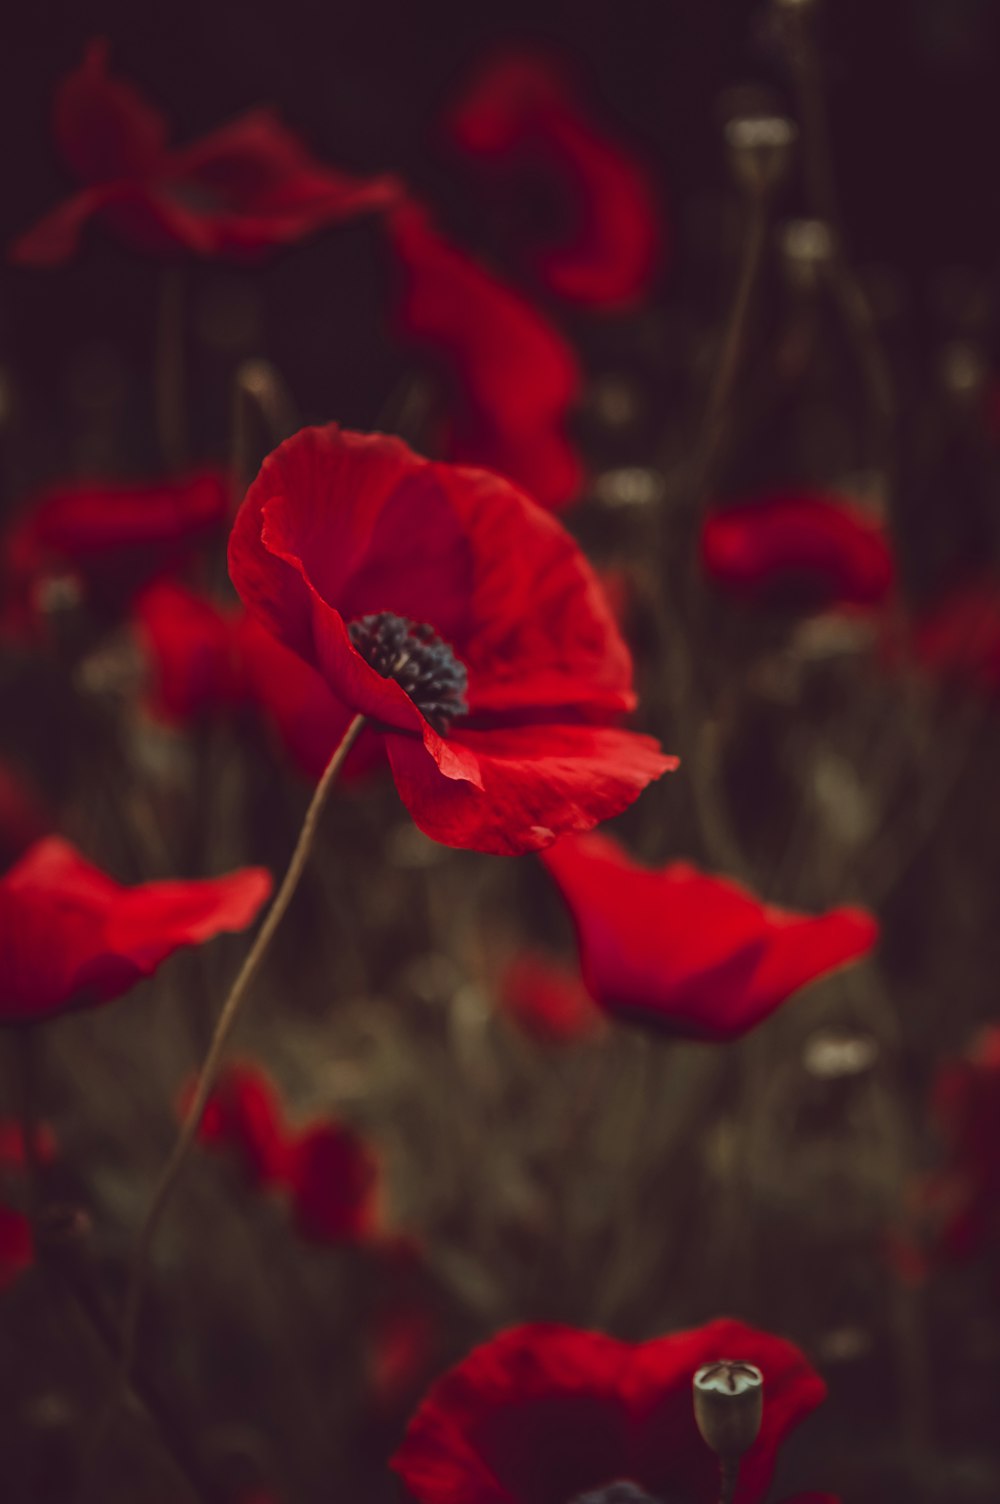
[500,951,605,1044]
[387,724,674,857]
[388,201,583,511]
[447,50,664,308]
[0,1205,33,1292]
[289,1119,381,1245]
[0,837,272,1022]
[541,832,878,1039]
[701,492,895,611]
[393,1319,830,1504]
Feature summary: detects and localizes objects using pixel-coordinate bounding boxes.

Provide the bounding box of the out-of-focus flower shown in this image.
[387,202,583,511]
[392,1319,834,1504]
[190,1061,382,1247]
[12,40,401,265]
[540,832,879,1040]
[0,1205,32,1292]
[700,492,895,611]
[0,762,51,872]
[908,575,1000,692]
[446,48,664,309]
[3,469,229,631]
[0,836,272,1023]
[228,425,674,854]
[500,950,605,1044]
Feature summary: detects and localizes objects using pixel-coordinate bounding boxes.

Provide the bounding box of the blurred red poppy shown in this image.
[0,837,272,1023]
[388,201,583,511]
[446,49,664,309]
[925,1027,1000,1265]
[3,469,229,631]
[228,425,674,854]
[500,950,605,1044]
[540,832,878,1040]
[0,762,51,872]
[700,492,895,611]
[392,1319,834,1504]
[191,1061,381,1246]
[12,40,401,265]
[909,576,1000,691]
[0,1205,32,1292]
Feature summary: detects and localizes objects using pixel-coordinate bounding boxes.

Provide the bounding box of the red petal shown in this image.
[288,1119,381,1245]
[190,1062,293,1185]
[448,50,664,308]
[386,725,675,856]
[0,837,273,1022]
[54,40,169,183]
[0,1205,33,1292]
[135,582,246,723]
[541,833,878,1039]
[500,951,605,1044]
[701,492,895,610]
[388,201,583,511]
[10,185,118,266]
[911,575,1000,691]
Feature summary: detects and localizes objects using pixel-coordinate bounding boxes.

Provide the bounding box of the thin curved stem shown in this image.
[116,712,365,1397]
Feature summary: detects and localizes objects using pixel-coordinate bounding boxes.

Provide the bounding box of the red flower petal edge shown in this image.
[446,48,665,309]
[12,40,402,265]
[387,201,584,511]
[541,832,879,1040]
[700,492,895,612]
[228,424,675,854]
[0,837,272,1023]
[391,1318,832,1504]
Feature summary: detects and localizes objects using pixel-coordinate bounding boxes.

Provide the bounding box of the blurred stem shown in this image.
[156,266,188,471]
[230,357,299,499]
[718,1456,739,1504]
[115,713,366,1402]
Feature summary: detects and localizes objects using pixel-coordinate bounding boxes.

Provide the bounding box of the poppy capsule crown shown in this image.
[692,1361,764,1459]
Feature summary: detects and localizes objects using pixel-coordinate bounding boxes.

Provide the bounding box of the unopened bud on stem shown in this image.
[693,1361,764,1503]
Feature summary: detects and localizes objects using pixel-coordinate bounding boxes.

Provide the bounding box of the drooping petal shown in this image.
[0,837,272,1022]
[388,201,583,511]
[541,833,878,1039]
[701,492,895,611]
[387,725,674,856]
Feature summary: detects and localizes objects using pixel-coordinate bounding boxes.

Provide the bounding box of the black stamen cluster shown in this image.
[347,611,469,734]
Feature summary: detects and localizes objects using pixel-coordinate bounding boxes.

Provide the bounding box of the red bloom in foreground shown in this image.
[392,1319,833,1504]
[3,469,228,630]
[700,493,895,612]
[500,950,605,1044]
[388,202,583,511]
[192,1062,381,1246]
[12,40,401,265]
[541,833,878,1040]
[228,425,673,854]
[0,837,272,1024]
[447,49,664,309]
[909,576,1000,692]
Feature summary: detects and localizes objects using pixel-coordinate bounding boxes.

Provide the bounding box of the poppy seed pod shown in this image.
[724,116,797,197]
[692,1360,764,1458]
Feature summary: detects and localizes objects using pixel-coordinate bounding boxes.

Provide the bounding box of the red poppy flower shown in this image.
[0,837,272,1024]
[540,833,878,1040]
[228,424,674,854]
[392,1319,834,1504]
[12,40,402,265]
[909,576,1000,692]
[446,49,664,309]
[700,492,895,611]
[191,1061,382,1246]
[387,201,583,511]
[3,469,229,632]
[500,950,605,1044]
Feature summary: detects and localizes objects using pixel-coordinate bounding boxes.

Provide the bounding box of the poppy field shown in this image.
[2,4,999,1502]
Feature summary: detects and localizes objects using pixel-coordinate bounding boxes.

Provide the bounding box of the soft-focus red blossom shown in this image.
[909,575,1000,691]
[228,425,674,854]
[0,836,272,1024]
[500,950,605,1044]
[192,1062,382,1247]
[0,1205,32,1292]
[392,1319,833,1504]
[917,1028,1000,1268]
[12,40,401,265]
[387,201,583,511]
[540,832,879,1040]
[369,1303,438,1414]
[446,49,664,309]
[0,1121,56,1170]
[0,762,51,872]
[3,469,229,631]
[700,492,895,611]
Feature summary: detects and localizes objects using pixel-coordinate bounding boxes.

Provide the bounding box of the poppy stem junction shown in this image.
[112,713,366,1415]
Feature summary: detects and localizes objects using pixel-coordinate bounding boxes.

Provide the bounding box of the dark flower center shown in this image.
[572,1484,664,1504]
[347,611,469,734]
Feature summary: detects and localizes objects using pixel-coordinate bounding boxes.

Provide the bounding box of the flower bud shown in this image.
[692,1360,764,1458]
[724,116,797,197]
